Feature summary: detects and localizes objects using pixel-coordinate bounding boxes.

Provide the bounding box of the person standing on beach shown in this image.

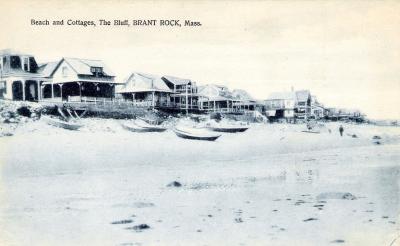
[339,125,344,137]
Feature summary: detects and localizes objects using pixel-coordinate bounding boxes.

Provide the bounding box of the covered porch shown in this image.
[117,90,172,109]
[40,81,116,102]
[169,93,200,111]
[7,78,50,102]
[232,100,256,111]
[199,97,239,113]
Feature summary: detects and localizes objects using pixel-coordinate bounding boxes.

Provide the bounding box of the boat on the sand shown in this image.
[42,115,83,130]
[301,130,321,134]
[122,120,167,133]
[208,125,249,133]
[206,121,249,133]
[173,126,221,141]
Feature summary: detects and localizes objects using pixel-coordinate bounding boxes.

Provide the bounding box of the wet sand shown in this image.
[0,121,399,245]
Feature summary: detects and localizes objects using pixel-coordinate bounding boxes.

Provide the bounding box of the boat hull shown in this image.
[301,130,321,134]
[122,123,167,132]
[42,116,83,130]
[209,127,248,133]
[173,128,221,141]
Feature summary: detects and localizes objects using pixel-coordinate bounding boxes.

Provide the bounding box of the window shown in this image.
[90,67,103,75]
[29,57,38,73]
[2,57,9,72]
[10,56,21,69]
[62,67,69,77]
[24,57,29,71]
[0,81,6,98]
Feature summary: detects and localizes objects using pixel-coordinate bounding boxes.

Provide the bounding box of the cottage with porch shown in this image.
[197,84,237,113]
[295,90,312,119]
[116,72,172,109]
[232,89,258,112]
[0,49,47,101]
[310,95,325,119]
[264,91,296,122]
[40,57,119,102]
[161,75,199,112]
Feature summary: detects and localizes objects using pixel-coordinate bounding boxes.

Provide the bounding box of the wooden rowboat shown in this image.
[122,121,167,133]
[173,127,221,141]
[301,130,321,134]
[205,120,249,133]
[208,125,249,133]
[42,115,83,130]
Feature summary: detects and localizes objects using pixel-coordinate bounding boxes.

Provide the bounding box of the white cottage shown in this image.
[116,72,172,109]
[161,75,199,112]
[264,91,296,120]
[40,57,119,102]
[0,49,48,101]
[197,84,236,112]
[232,89,257,111]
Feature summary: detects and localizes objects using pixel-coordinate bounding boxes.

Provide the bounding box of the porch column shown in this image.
[77,82,82,100]
[51,83,54,99]
[94,83,99,98]
[59,84,64,101]
[40,83,45,101]
[22,80,26,101]
[109,83,114,99]
[152,91,155,109]
[37,81,41,101]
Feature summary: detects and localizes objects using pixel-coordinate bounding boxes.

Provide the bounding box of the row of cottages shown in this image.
[325,108,365,121]
[0,49,260,114]
[0,49,121,103]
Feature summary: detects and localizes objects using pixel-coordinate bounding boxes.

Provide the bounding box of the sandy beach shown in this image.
[0,119,399,246]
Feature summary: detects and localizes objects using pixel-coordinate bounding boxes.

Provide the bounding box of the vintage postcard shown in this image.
[0,0,399,245]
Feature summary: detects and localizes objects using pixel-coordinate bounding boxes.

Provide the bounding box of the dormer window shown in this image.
[10,56,21,69]
[90,66,103,76]
[28,57,38,73]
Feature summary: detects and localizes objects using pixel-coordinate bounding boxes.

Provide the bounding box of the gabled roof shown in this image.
[37,61,58,78]
[197,84,234,101]
[266,91,296,100]
[162,75,191,85]
[50,57,115,77]
[232,89,256,101]
[295,90,311,102]
[116,72,172,94]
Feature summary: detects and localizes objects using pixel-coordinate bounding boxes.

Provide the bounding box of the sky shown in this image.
[1,0,399,119]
